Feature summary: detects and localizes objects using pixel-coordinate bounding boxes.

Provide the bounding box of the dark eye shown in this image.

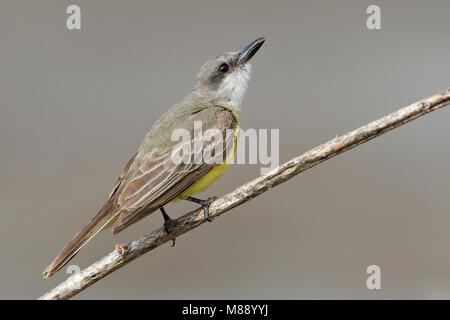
[218,63,229,73]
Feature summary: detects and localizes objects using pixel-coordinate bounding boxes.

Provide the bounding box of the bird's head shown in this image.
[193,37,265,111]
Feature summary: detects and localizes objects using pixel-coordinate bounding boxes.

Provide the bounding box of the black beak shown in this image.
[236,37,265,66]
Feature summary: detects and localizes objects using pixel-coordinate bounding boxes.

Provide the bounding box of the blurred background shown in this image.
[1,0,449,299]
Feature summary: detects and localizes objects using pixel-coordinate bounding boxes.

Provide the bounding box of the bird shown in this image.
[43,37,265,278]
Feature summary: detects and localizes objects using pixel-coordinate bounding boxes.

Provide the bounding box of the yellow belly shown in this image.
[176,128,238,200]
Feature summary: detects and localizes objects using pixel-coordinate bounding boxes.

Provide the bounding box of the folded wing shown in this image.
[112,105,237,234]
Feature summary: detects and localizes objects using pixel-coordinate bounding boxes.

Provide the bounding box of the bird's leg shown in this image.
[160,207,175,247]
[185,196,217,222]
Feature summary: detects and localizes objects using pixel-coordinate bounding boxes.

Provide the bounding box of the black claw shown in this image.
[185,196,217,222]
[160,207,176,247]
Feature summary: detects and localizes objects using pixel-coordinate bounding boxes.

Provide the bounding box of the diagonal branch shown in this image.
[39,88,450,300]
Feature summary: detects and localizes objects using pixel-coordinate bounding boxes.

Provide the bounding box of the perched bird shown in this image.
[43,37,265,278]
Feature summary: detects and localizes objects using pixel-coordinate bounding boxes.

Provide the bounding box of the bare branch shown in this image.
[39,88,450,300]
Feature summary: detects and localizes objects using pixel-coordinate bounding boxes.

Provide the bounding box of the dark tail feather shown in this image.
[42,202,120,279]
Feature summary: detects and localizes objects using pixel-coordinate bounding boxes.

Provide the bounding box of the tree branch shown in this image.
[39,88,450,300]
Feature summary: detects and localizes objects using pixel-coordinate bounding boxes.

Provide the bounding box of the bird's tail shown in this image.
[42,203,121,279]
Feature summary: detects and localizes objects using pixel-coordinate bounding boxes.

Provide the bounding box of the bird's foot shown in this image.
[185,196,217,222]
[160,207,176,247]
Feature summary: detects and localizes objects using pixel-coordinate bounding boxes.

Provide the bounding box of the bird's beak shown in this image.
[236,37,265,66]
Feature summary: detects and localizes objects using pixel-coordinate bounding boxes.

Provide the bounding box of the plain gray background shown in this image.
[1,0,449,299]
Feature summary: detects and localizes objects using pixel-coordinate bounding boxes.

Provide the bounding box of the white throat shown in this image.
[214,64,251,112]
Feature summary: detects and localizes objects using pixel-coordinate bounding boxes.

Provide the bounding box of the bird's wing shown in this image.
[111,105,237,234]
[108,152,138,199]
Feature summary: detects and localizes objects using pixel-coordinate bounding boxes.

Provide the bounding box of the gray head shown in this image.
[193,37,265,111]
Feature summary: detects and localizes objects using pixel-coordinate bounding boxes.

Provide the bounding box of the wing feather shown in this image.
[111,105,237,234]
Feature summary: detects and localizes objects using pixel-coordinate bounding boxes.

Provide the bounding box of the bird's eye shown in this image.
[218,63,229,73]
